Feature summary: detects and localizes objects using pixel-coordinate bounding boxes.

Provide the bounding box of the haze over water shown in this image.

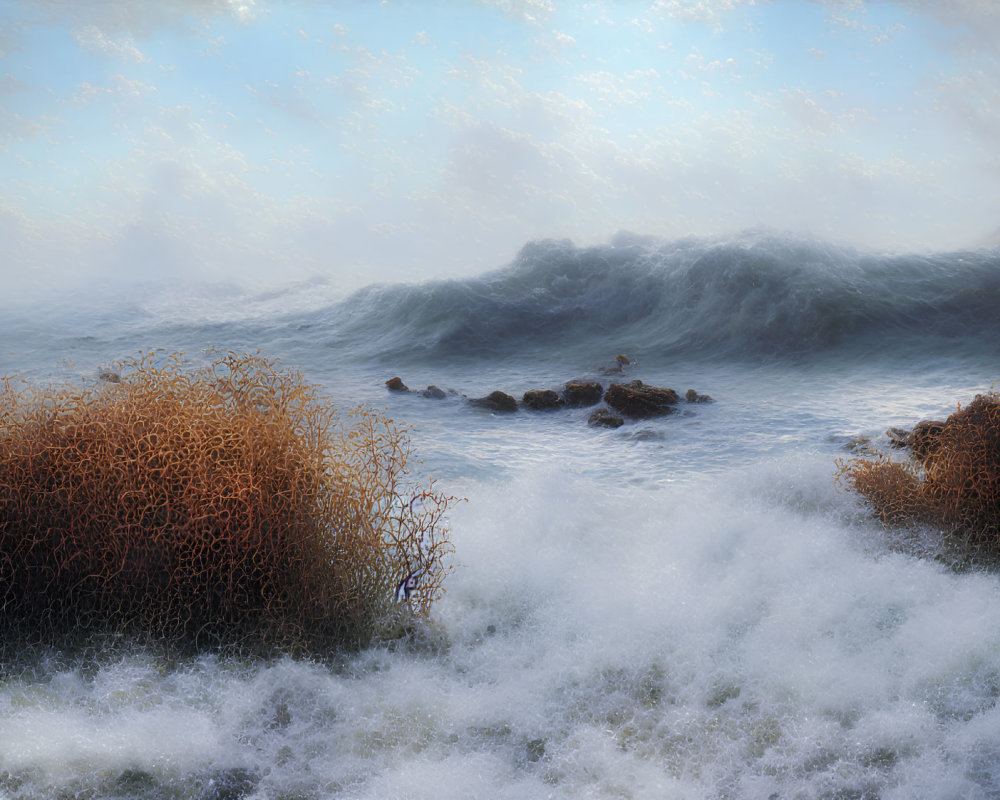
[3,2,1000,799]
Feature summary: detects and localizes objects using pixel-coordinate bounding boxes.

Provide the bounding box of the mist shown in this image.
[3,0,1000,300]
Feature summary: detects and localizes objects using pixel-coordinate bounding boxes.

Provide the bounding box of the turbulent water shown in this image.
[2,230,1000,799]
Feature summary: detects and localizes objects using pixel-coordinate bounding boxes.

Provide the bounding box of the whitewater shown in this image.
[2,230,1000,799]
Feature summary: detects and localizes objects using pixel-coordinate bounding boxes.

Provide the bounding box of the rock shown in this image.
[421,385,447,399]
[908,419,946,463]
[604,380,680,418]
[561,380,604,407]
[886,421,945,461]
[843,435,873,453]
[386,377,409,392]
[522,389,564,410]
[98,370,121,384]
[685,388,714,403]
[469,390,518,413]
[886,427,910,448]
[588,408,624,428]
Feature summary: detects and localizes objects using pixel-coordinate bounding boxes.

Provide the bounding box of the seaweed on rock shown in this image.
[839,393,1000,555]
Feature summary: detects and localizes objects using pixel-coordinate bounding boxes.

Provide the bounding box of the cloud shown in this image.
[0,109,52,142]
[22,0,257,38]
[781,88,835,133]
[73,24,148,61]
[1,72,28,96]
[887,0,1000,44]
[67,74,156,106]
[647,0,759,29]
[576,69,662,108]
[476,0,555,26]
[532,28,576,58]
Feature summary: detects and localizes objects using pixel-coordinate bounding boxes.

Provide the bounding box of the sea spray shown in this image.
[0,230,998,798]
[4,456,1000,797]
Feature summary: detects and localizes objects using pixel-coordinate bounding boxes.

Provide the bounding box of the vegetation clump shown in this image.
[839,392,1000,554]
[0,353,455,656]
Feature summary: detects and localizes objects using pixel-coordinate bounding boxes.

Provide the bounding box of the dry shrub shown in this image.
[839,393,1000,552]
[0,353,456,655]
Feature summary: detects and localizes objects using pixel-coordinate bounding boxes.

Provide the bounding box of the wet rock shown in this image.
[887,421,945,462]
[561,380,604,407]
[588,407,624,428]
[604,380,680,418]
[385,377,409,392]
[421,385,447,399]
[909,419,946,463]
[469,390,518,413]
[886,427,910,448]
[522,389,564,410]
[685,388,714,403]
[842,435,873,453]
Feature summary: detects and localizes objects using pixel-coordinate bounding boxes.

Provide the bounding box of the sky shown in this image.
[2,0,1000,293]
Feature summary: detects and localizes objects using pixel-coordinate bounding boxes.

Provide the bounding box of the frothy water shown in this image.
[4,461,1000,799]
[2,231,1000,798]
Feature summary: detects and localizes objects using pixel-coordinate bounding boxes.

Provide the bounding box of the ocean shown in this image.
[2,229,1000,799]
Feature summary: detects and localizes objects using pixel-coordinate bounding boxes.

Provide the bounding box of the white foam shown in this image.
[2,449,999,798]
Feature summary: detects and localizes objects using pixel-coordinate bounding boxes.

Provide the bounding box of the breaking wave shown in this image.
[317,230,1000,364]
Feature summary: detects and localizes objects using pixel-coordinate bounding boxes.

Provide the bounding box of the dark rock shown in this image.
[469,390,518,413]
[522,389,564,410]
[561,380,604,407]
[843,435,873,453]
[909,419,946,463]
[386,377,409,392]
[98,370,121,384]
[421,385,447,399]
[685,388,714,403]
[588,407,624,428]
[604,380,680,418]
[886,427,910,448]
[887,421,945,461]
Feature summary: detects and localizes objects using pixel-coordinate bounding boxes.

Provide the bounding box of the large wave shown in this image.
[316,230,1000,364]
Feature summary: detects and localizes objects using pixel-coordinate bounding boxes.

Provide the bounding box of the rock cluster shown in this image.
[384,356,714,430]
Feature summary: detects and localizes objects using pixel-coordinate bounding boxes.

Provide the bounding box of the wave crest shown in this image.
[318,231,1000,362]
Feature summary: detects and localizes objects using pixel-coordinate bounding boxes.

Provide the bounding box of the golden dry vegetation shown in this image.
[0,353,456,655]
[839,393,1000,554]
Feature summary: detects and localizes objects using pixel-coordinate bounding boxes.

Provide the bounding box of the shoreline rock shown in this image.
[561,380,604,407]
[522,389,564,410]
[383,357,714,429]
[685,388,714,403]
[588,408,624,428]
[421,385,447,399]
[468,390,518,413]
[604,380,680,418]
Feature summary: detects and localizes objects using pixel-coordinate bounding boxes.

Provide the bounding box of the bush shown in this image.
[0,353,455,656]
[839,393,1000,553]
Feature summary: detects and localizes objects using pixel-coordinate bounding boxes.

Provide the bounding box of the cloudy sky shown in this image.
[2,0,999,292]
